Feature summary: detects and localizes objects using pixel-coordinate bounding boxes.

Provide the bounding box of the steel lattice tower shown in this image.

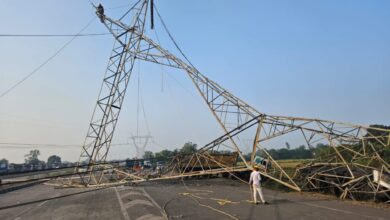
[76,1,389,202]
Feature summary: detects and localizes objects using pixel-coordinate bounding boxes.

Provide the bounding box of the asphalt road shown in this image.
[1,168,74,184]
[0,178,388,220]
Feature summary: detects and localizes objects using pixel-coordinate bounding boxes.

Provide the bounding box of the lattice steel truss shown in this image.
[75,0,390,202]
[77,1,149,185]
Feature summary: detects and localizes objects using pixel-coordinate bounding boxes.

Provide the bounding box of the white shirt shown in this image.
[249,171,261,186]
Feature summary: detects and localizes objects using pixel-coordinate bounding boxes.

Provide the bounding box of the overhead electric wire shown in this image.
[0,142,134,148]
[136,59,151,135]
[119,0,143,21]
[153,29,165,93]
[152,4,201,101]
[140,90,151,135]
[136,61,141,136]
[0,143,81,148]
[107,3,137,10]
[0,17,97,99]
[153,4,196,69]
[88,0,137,11]
[0,33,111,37]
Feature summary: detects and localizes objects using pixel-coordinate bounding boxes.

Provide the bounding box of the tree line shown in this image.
[142,141,198,163]
[247,124,390,162]
[143,125,390,163]
[2,124,388,168]
[0,149,62,169]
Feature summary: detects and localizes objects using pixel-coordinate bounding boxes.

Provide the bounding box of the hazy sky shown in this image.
[0,0,389,163]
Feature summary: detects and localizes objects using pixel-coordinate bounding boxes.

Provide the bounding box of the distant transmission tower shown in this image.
[130,134,152,158]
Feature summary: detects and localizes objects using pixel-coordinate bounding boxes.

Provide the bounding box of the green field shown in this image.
[276,159,312,176]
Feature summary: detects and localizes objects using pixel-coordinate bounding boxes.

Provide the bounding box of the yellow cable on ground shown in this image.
[210,197,239,205]
[180,179,240,204]
[178,179,241,219]
[186,193,240,220]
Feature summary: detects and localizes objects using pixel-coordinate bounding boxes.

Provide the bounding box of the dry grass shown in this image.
[276,159,312,169]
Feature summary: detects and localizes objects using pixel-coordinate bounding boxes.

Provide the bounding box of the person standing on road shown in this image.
[249,166,268,204]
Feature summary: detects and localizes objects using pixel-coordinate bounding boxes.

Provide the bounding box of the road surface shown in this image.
[0,178,388,220]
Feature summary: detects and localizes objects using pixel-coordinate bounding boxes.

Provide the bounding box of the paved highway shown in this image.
[0,178,388,220]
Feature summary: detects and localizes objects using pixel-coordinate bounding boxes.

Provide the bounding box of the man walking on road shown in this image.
[249,166,268,204]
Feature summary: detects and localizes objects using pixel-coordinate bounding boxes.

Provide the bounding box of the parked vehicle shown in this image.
[143,160,152,169]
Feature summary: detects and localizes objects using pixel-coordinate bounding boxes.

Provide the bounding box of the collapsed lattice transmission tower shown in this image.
[74,0,389,202]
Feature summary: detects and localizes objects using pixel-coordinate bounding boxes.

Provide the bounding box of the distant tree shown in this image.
[47,155,61,168]
[180,142,197,154]
[24,149,42,166]
[266,145,314,160]
[278,148,290,159]
[155,149,174,162]
[294,145,312,159]
[143,151,154,159]
[313,143,329,159]
[366,125,390,140]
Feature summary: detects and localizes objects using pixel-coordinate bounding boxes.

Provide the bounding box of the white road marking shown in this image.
[121,190,144,198]
[136,214,165,220]
[116,186,130,192]
[124,199,154,208]
[12,206,35,220]
[37,200,48,207]
[140,187,167,218]
[12,198,51,220]
[114,187,131,220]
[11,188,56,220]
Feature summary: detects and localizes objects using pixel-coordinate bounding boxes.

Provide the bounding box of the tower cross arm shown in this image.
[135,32,260,119]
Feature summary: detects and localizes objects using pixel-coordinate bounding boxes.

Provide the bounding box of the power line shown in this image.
[151,22,199,100]
[153,29,165,93]
[0,143,80,147]
[0,17,97,99]
[0,142,132,148]
[140,87,151,134]
[136,61,141,136]
[154,3,196,69]
[107,3,136,10]
[0,2,132,38]
[0,33,111,37]
[88,0,137,10]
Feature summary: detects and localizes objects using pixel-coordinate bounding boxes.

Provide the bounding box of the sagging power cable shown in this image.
[0,33,111,37]
[0,17,97,99]
[0,142,136,148]
[153,3,196,69]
